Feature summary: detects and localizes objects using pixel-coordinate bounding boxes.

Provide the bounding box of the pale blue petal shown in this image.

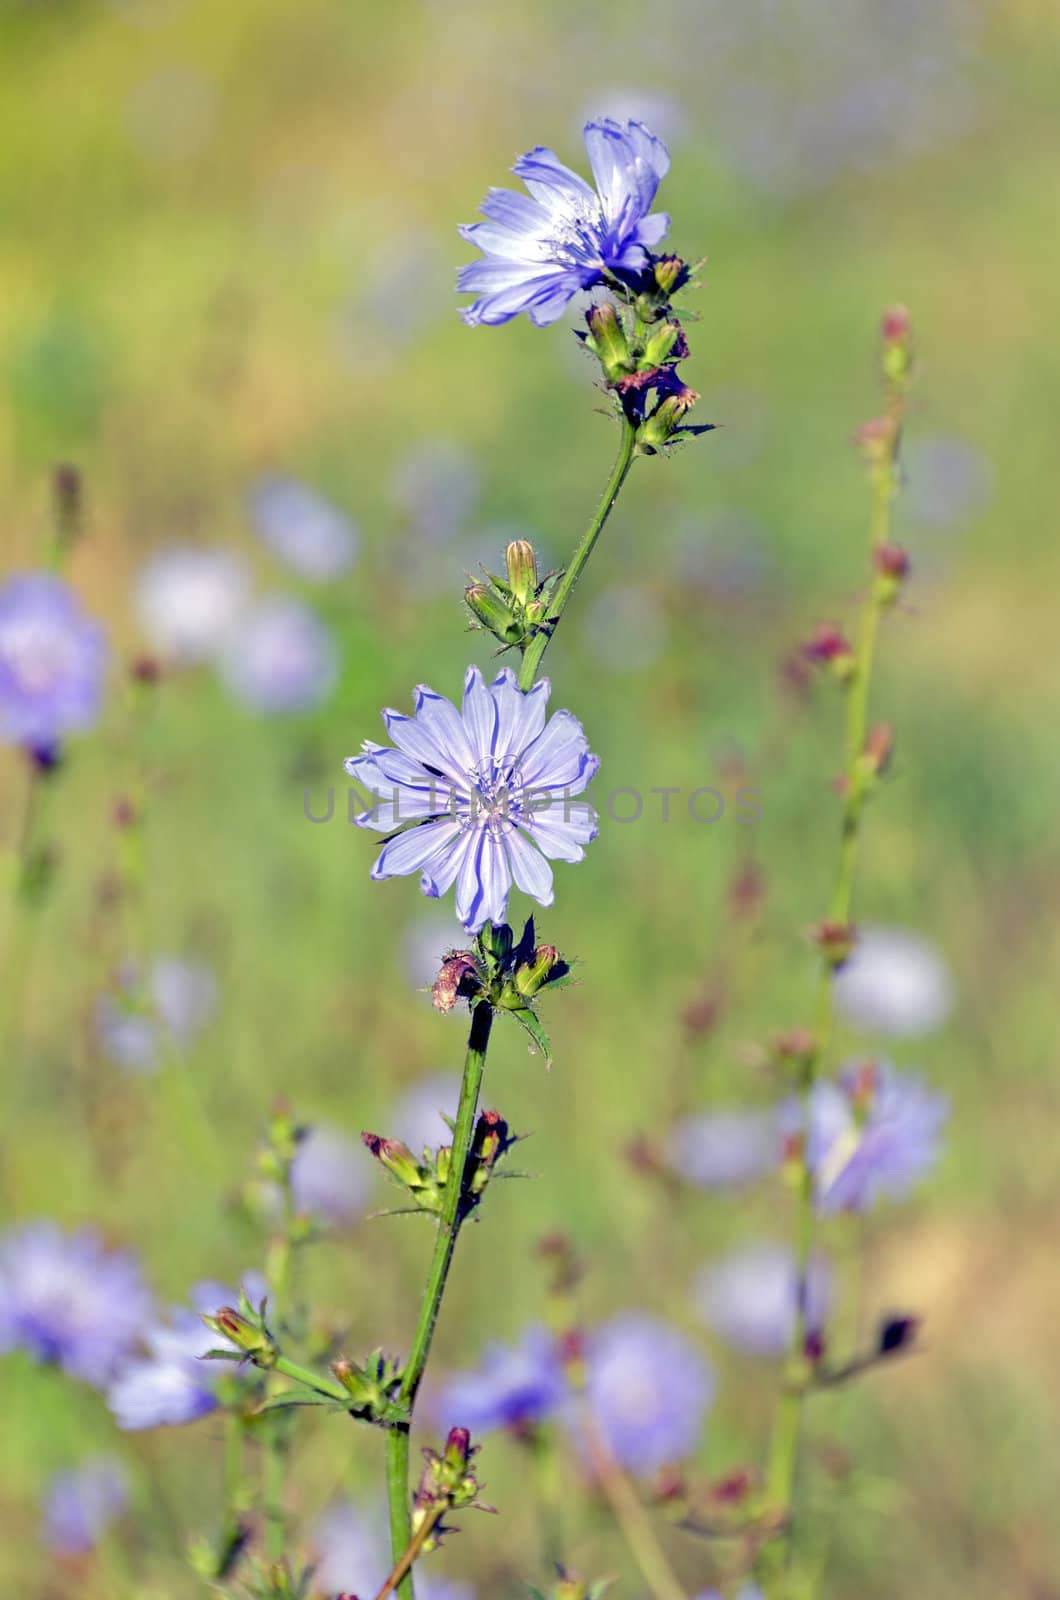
[421,826,476,900]
[523,806,598,862]
[478,186,553,234]
[458,220,553,262]
[519,709,597,790]
[480,830,512,927]
[634,211,671,248]
[490,668,549,758]
[462,665,497,762]
[504,825,554,906]
[372,820,461,880]
[511,146,595,212]
[454,831,486,928]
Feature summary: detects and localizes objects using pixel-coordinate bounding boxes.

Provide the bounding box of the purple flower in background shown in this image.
[390,1073,462,1153]
[107,1277,263,1430]
[669,1108,779,1190]
[0,1223,150,1386]
[806,1065,949,1215]
[0,574,106,749]
[435,1325,567,1436]
[346,665,598,933]
[390,441,481,546]
[289,1125,370,1224]
[833,926,954,1037]
[221,596,337,713]
[695,1588,762,1600]
[693,1242,832,1358]
[248,476,359,581]
[134,545,249,664]
[458,119,670,326]
[94,956,218,1074]
[582,1313,713,1475]
[312,1502,474,1600]
[42,1457,129,1556]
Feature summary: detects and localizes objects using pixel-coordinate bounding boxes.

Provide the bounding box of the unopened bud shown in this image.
[637,386,699,453]
[803,624,854,680]
[584,301,632,380]
[813,920,857,967]
[878,1313,919,1356]
[360,1132,423,1188]
[465,582,524,646]
[880,304,913,382]
[653,255,690,295]
[862,723,894,777]
[641,319,683,369]
[514,943,562,997]
[873,542,911,605]
[505,540,538,606]
[202,1306,275,1363]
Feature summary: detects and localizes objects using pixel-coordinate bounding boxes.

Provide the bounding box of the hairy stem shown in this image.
[518,418,637,691]
[760,377,908,1597]
[385,1001,493,1597]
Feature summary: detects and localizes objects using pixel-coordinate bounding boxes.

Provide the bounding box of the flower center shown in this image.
[462,755,526,832]
[544,198,608,268]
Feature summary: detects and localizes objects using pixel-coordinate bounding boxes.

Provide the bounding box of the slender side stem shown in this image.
[517,418,637,691]
[760,379,908,1598]
[586,1423,687,1600]
[375,1504,446,1600]
[385,1001,494,1597]
[262,1163,299,1564]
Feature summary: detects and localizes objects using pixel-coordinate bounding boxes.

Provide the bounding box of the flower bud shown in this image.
[505,540,538,606]
[202,1306,276,1365]
[873,542,911,605]
[878,1313,919,1356]
[584,301,632,381]
[360,1132,423,1188]
[803,624,854,681]
[653,255,690,295]
[514,943,562,997]
[880,304,913,382]
[861,722,894,779]
[641,319,683,369]
[636,386,700,454]
[813,920,857,968]
[465,582,525,646]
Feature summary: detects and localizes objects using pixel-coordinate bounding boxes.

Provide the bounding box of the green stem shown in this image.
[760,384,907,1598]
[517,418,637,690]
[385,1001,494,1598]
[588,1423,686,1600]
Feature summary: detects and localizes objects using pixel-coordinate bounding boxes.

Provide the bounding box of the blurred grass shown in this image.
[2,1,1060,1596]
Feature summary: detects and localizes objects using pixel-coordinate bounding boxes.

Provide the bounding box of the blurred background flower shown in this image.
[693,1243,832,1358]
[0,574,106,750]
[581,1313,714,1474]
[41,1456,129,1557]
[833,927,955,1037]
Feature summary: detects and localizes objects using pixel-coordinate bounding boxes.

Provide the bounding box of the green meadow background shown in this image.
[2,1,1059,1595]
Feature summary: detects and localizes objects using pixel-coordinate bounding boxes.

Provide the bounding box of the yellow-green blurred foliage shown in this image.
[2,1,1059,1596]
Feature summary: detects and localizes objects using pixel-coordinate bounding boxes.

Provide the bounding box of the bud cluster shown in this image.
[331,1348,404,1423]
[362,1108,518,1224]
[581,254,713,455]
[431,916,571,1063]
[464,540,556,652]
[411,1427,494,1551]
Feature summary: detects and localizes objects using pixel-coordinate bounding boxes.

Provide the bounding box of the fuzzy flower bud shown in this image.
[505,540,538,607]
[360,1132,422,1189]
[813,920,858,968]
[202,1306,276,1366]
[653,254,691,295]
[465,582,525,646]
[584,302,633,381]
[514,943,563,998]
[641,319,684,369]
[873,542,911,605]
[880,304,913,382]
[803,624,855,681]
[637,385,700,454]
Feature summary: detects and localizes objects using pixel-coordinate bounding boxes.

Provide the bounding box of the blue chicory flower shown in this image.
[346,665,598,933]
[289,1124,371,1225]
[221,596,337,713]
[832,925,954,1037]
[42,1457,129,1556]
[582,1313,714,1475]
[94,955,218,1074]
[434,1325,568,1436]
[134,545,249,664]
[0,573,107,750]
[458,119,671,327]
[693,1241,832,1359]
[0,1222,151,1387]
[312,1501,474,1600]
[803,1064,949,1214]
[669,1107,780,1190]
[107,1276,264,1429]
[248,476,359,581]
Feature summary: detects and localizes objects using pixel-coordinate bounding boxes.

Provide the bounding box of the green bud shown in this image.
[637,386,700,453]
[640,319,682,368]
[653,254,689,295]
[360,1132,424,1188]
[465,582,525,646]
[202,1306,276,1365]
[505,539,538,606]
[514,943,562,998]
[584,301,632,380]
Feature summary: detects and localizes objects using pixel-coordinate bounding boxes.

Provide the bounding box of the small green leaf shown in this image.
[507,1005,552,1065]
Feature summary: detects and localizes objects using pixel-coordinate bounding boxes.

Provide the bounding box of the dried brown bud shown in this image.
[432,952,479,1012]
